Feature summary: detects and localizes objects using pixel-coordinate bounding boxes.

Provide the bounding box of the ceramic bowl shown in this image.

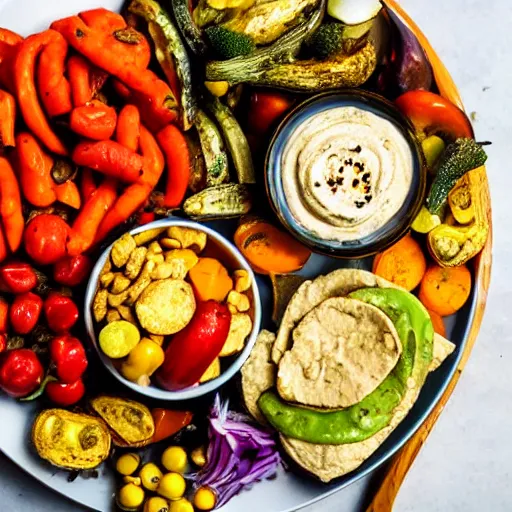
[265,90,426,258]
[84,218,262,401]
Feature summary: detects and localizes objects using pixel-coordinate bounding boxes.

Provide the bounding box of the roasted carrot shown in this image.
[94,126,164,244]
[16,132,57,207]
[116,104,141,152]
[55,181,81,210]
[0,28,23,46]
[189,258,233,302]
[112,79,131,100]
[70,100,117,140]
[51,16,177,127]
[427,309,446,337]
[372,235,427,291]
[80,168,97,203]
[68,55,93,107]
[419,264,472,316]
[0,30,22,93]
[157,124,190,208]
[67,178,118,256]
[0,90,16,149]
[78,8,126,32]
[13,30,67,155]
[0,157,23,253]
[72,140,145,183]
[234,219,312,275]
[37,35,72,117]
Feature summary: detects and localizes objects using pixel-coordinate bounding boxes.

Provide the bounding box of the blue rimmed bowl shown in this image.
[265,90,427,258]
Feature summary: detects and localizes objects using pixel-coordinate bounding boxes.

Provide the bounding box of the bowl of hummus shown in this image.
[266,91,426,257]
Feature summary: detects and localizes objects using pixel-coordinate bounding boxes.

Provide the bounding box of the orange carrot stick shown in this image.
[0,90,16,149]
[372,234,427,291]
[0,156,23,253]
[68,55,93,107]
[156,124,190,208]
[427,309,446,337]
[116,104,141,152]
[15,132,57,207]
[67,178,118,256]
[37,35,72,117]
[13,30,67,155]
[55,181,81,210]
[80,168,97,203]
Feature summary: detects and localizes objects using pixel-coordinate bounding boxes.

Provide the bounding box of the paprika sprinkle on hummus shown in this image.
[281,105,414,242]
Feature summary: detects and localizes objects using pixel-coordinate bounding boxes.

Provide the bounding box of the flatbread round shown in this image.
[276,297,402,409]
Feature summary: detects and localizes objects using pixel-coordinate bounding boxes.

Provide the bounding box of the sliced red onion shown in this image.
[192,395,282,508]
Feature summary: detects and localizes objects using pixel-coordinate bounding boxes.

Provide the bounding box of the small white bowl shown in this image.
[84,218,262,401]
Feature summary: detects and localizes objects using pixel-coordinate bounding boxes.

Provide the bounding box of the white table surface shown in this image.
[1,0,510,510]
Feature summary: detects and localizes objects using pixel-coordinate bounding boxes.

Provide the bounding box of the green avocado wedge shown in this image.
[258,288,434,445]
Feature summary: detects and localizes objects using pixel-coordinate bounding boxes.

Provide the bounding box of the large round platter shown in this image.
[0,1,492,511]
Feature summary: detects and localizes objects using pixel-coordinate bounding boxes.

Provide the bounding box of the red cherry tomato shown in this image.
[49,334,88,383]
[53,254,92,287]
[247,91,295,136]
[45,378,85,406]
[24,214,70,266]
[9,292,43,335]
[0,349,44,398]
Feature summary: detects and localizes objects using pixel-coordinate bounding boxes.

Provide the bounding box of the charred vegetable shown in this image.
[195,109,229,187]
[172,0,209,56]
[129,0,196,131]
[90,396,155,448]
[206,1,325,82]
[207,40,376,91]
[426,138,488,215]
[205,26,255,60]
[205,95,255,184]
[32,409,111,470]
[183,183,253,220]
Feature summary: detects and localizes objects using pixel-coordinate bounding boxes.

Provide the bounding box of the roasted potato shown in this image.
[133,227,166,246]
[93,289,108,322]
[220,313,252,356]
[125,247,147,280]
[111,233,137,268]
[166,226,207,253]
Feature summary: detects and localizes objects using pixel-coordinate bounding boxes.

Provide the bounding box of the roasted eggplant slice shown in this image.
[32,410,111,470]
[90,396,155,448]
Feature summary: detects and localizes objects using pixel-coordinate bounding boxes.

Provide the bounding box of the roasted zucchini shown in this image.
[172,0,209,56]
[32,409,111,470]
[89,396,155,448]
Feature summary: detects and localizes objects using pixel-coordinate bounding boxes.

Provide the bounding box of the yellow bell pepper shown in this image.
[121,338,165,386]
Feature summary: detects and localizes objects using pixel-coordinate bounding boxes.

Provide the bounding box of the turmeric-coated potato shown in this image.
[135,279,196,335]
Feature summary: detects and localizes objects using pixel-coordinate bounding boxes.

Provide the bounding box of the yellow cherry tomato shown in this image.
[168,498,194,512]
[193,487,217,511]
[161,446,188,473]
[139,463,164,492]
[144,496,170,512]
[117,483,145,511]
[157,472,186,501]
[116,453,141,476]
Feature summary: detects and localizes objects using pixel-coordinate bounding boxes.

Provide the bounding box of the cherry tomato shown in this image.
[0,334,6,353]
[46,378,85,406]
[24,214,70,266]
[44,293,79,333]
[49,334,88,383]
[53,254,92,287]
[247,91,295,135]
[0,349,44,398]
[0,298,8,333]
[9,292,43,335]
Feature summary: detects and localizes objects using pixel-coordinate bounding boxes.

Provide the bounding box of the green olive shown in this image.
[116,453,141,476]
[117,483,145,511]
[143,496,169,512]
[139,462,163,492]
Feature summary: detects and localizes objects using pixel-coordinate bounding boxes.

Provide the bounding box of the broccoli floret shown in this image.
[205,25,256,60]
[307,22,345,59]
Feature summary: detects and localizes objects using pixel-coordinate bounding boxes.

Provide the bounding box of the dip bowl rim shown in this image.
[265,89,426,259]
[84,218,262,401]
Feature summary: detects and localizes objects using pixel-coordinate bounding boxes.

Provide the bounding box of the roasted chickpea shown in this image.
[193,487,216,511]
[161,446,188,473]
[157,472,186,501]
[117,483,145,511]
[139,463,164,492]
[116,453,141,476]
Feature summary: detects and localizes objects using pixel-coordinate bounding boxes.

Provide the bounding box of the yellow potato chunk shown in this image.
[135,279,196,335]
[220,313,252,356]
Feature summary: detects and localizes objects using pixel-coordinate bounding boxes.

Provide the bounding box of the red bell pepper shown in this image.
[9,292,43,335]
[156,301,231,391]
[49,334,88,384]
[0,261,37,294]
[395,90,473,140]
[53,254,92,287]
[44,292,79,333]
[46,377,85,406]
[0,348,44,398]
[151,409,194,444]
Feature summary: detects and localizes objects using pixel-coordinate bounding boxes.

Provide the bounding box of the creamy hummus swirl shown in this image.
[281,106,414,241]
